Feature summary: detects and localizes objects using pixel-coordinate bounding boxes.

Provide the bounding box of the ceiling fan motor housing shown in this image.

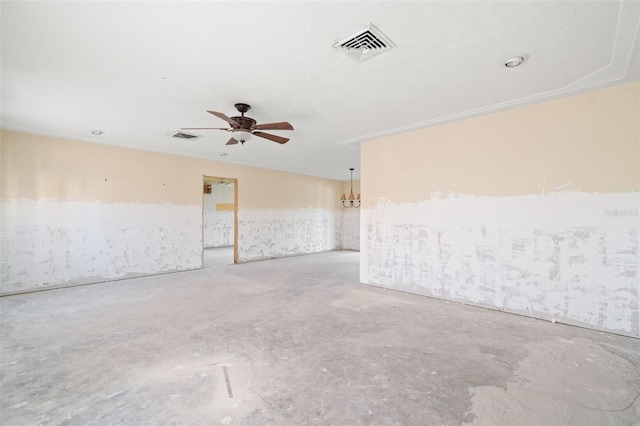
[230,116,257,130]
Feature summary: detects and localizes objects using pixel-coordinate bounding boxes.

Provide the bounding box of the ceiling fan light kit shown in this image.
[233,130,252,143]
[182,102,293,146]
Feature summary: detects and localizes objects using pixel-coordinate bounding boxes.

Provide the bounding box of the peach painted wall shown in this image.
[0,130,345,294]
[1,130,344,208]
[361,82,639,337]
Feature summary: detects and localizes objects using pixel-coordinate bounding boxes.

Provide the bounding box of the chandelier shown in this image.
[341,168,361,208]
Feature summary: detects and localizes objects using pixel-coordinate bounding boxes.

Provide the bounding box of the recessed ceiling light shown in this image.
[503,53,529,68]
[218,152,228,157]
[90,129,104,135]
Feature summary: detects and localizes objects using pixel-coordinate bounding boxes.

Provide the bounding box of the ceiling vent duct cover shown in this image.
[170,131,202,140]
[334,23,396,62]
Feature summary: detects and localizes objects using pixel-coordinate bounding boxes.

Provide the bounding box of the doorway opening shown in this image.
[202,176,238,267]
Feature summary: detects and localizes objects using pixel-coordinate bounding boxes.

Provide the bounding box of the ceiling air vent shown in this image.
[333,23,396,63]
[170,131,202,140]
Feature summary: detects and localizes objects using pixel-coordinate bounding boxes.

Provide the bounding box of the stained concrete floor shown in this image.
[1,251,638,425]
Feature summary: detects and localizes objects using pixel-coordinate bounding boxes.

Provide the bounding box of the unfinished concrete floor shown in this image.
[1,251,638,425]
[203,247,234,268]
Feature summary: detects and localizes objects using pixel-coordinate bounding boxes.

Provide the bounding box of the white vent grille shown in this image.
[170,131,202,140]
[334,23,396,62]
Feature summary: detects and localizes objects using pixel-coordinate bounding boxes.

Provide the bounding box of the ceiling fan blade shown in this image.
[254,131,289,144]
[181,127,229,130]
[207,110,240,128]
[253,121,294,131]
[225,137,239,145]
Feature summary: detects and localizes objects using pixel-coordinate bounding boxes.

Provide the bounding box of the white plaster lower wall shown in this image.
[203,210,234,248]
[1,200,202,294]
[203,186,234,248]
[342,208,361,251]
[237,208,340,261]
[360,192,639,337]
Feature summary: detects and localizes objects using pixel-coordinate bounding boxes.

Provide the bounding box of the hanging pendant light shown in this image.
[341,168,361,208]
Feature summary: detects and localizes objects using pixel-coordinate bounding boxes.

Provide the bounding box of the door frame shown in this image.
[202,175,238,265]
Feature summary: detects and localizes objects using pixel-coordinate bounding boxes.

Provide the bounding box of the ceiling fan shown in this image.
[182,103,294,145]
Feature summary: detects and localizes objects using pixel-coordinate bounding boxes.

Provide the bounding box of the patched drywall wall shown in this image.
[340,179,361,251]
[203,184,234,248]
[361,193,639,335]
[238,209,340,261]
[361,82,639,337]
[1,200,202,294]
[1,130,345,294]
[342,208,360,251]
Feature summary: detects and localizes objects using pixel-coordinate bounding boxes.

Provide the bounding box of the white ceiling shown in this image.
[2,1,639,180]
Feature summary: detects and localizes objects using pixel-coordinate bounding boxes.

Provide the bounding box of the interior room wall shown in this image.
[341,179,361,251]
[234,166,344,262]
[203,183,234,248]
[360,82,639,337]
[0,130,344,294]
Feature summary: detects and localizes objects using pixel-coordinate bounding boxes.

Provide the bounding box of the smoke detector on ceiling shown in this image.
[334,23,396,63]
